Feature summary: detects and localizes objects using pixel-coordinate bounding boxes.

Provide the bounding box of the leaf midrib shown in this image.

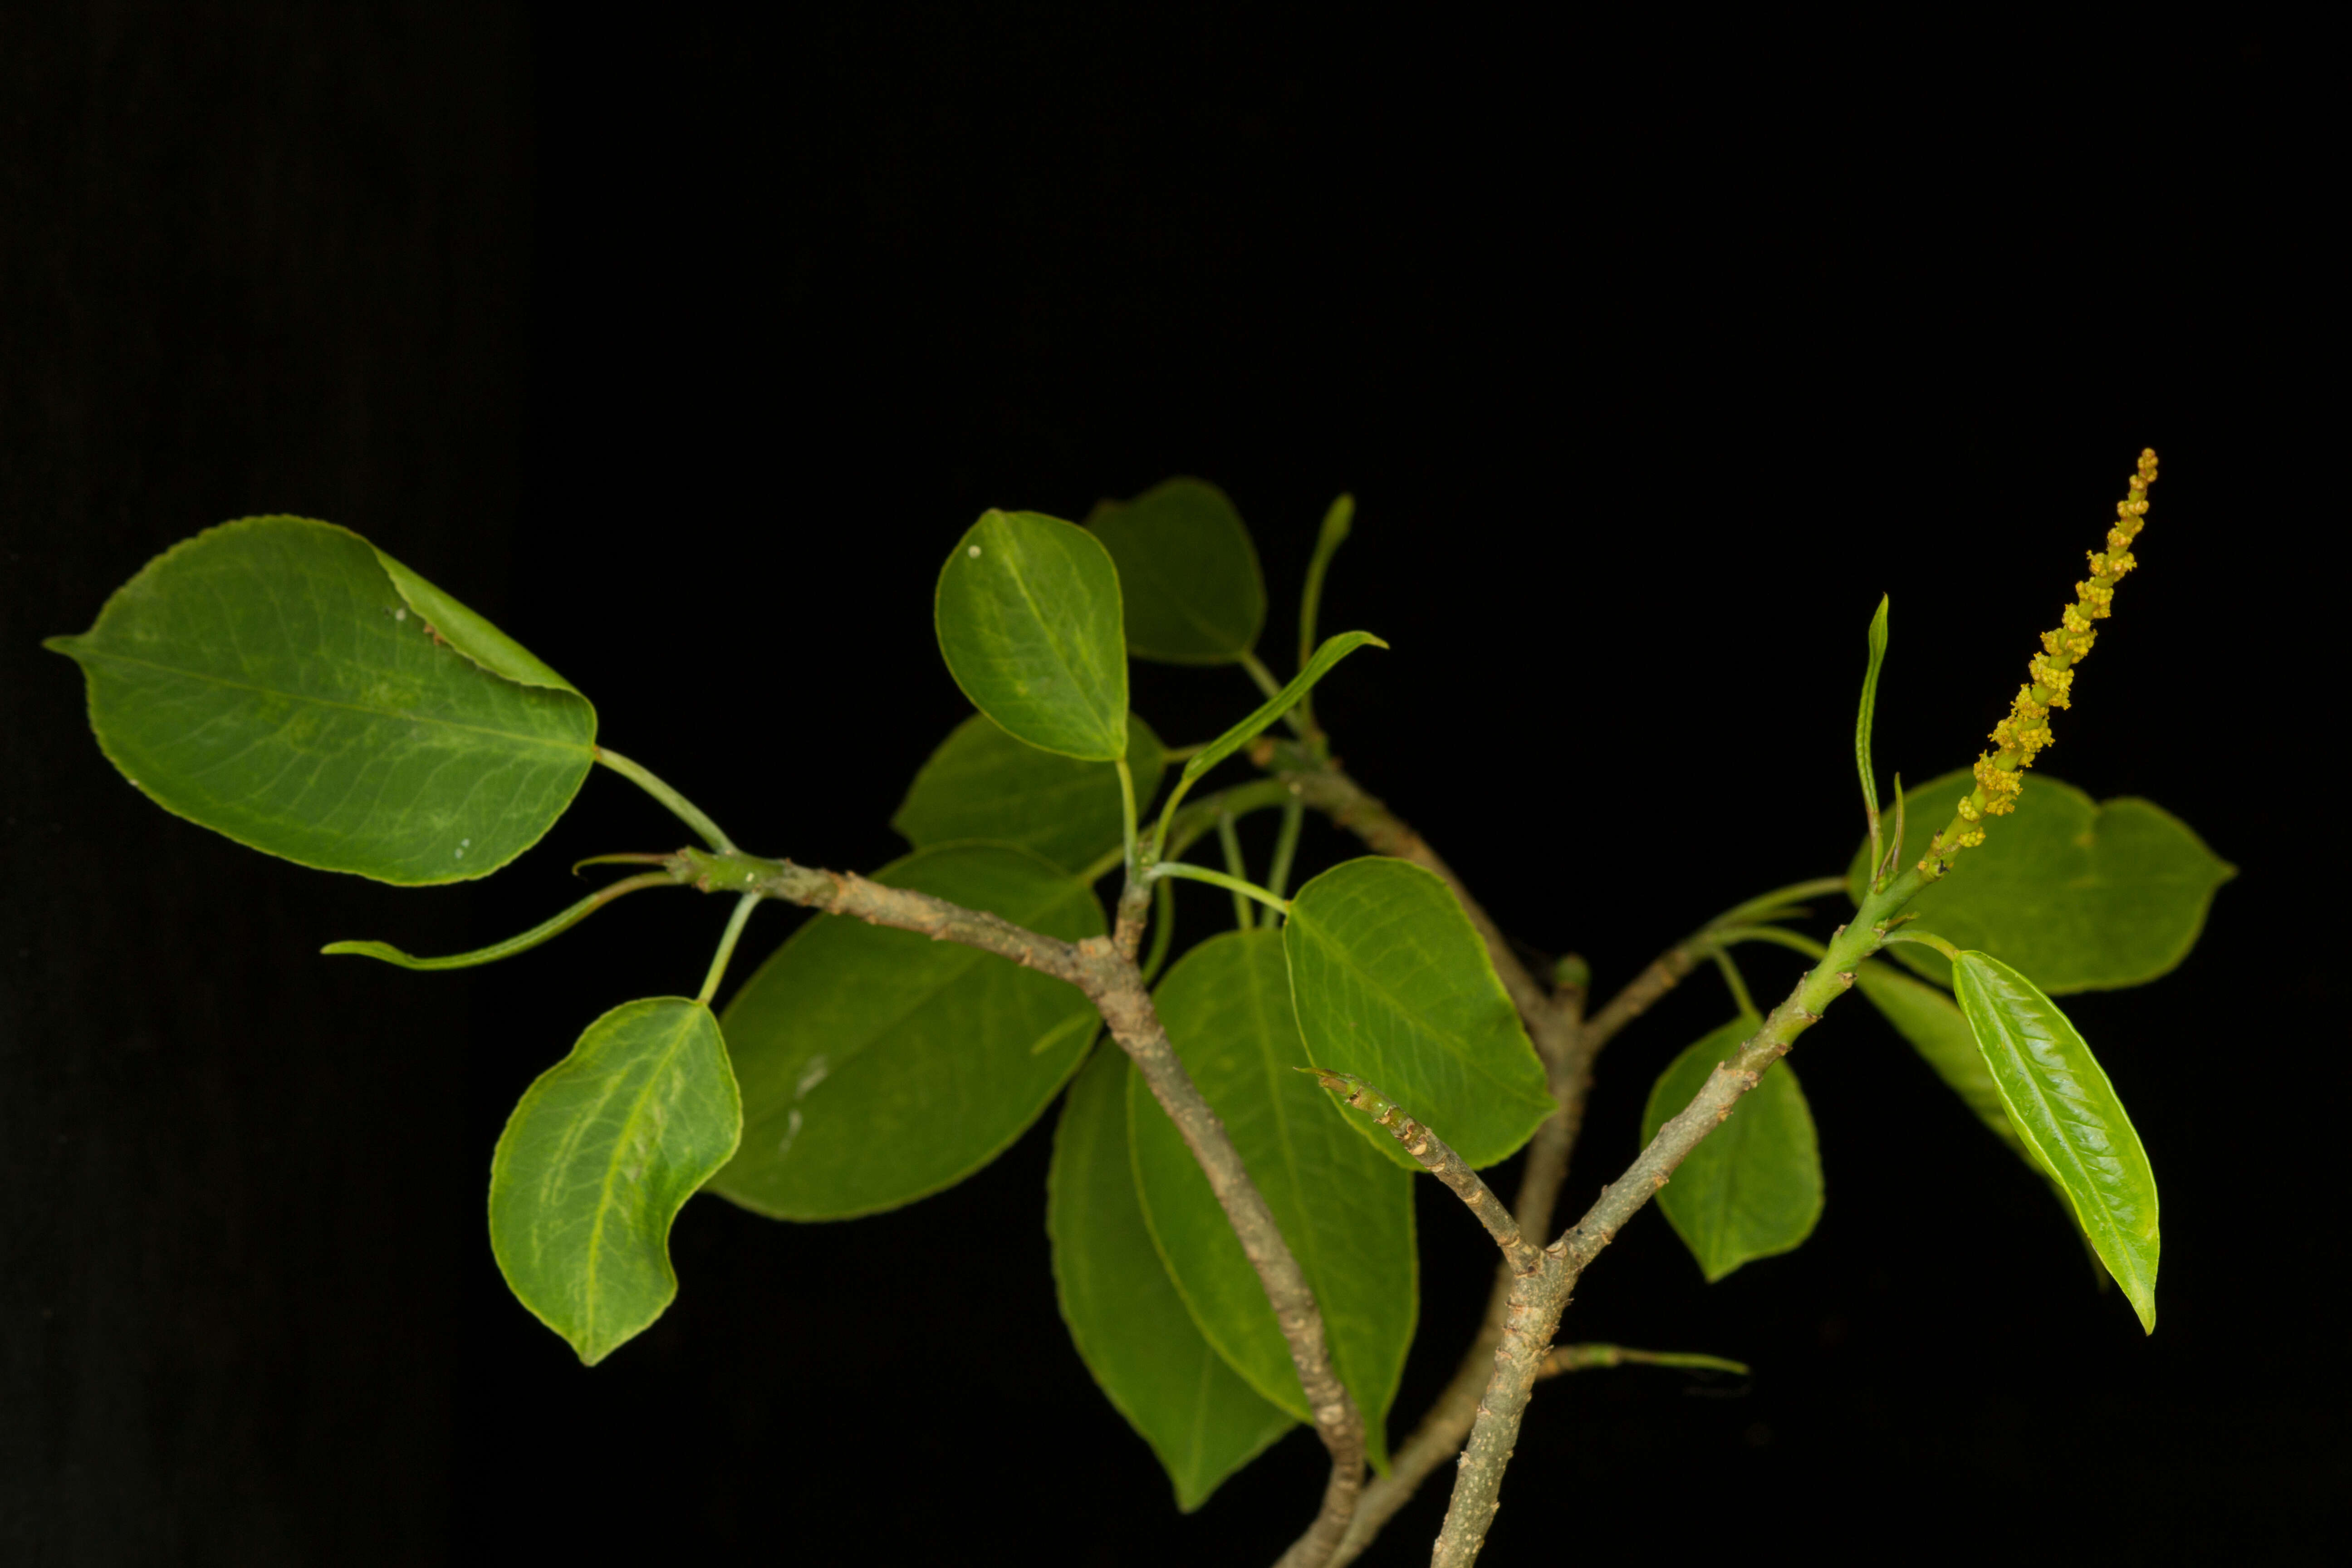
[994,527,1120,745]
[69,643,590,752]
[583,1004,707,1348]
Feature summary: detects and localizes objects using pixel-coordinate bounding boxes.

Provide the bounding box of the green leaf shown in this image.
[1953,953,2160,1331]
[934,510,1128,761]
[1283,858,1555,1172]
[1638,1015,1823,1282]
[1126,931,1415,1470]
[1855,961,2030,1157]
[1847,767,2233,992]
[892,712,1166,873]
[45,516,596,883]
[1856,959,2104,1263]
[710,844,1105,1219]
[1048,1046,1294,1509]
[1085,478,1266,664]
[1182,632,1383,789]
[1856,593,1889,853]
[488,997,741,1365]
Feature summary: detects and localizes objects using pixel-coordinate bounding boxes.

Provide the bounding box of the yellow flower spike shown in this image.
[1921,450,2157,876]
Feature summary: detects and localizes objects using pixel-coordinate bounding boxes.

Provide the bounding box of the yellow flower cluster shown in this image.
[1923,449,2157,874]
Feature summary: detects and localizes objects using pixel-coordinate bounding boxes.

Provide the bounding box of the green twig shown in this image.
[595,747,737,854]
[1215,809,1254,930]
[323,870,681,970]
[695,893,761,1005]
[1152,860,1292,916]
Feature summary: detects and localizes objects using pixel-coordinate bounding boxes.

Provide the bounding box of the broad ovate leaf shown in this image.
[1127,931,1414,1470]
[1848,767,2232,992]
[1283,858,1554,1171]
[934,509,1128,761]
[1048,1046,1294,1509]
[1639,1015,1823,1282]
[45,516,596,882]
[1085,478,1265,664]
[489,997,741,1365]
[1952,951,2160,1331]
[892,712,1166,873]
[711,844,1103,1219]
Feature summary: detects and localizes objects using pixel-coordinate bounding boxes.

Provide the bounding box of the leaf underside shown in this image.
[1640,1015,1823,1282]
[1127,930,1414,1471]
[1085,477,1267,664]
[488,997,741,1365]
[46,515,595,883]
[892,711,1166,873]
[1283,858,1554,1171]
[711,843,1105,1220]
[1049,1047,1295,1510]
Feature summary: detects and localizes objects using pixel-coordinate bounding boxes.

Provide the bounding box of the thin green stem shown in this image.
[1709,876,1852,931]
[1716,924,1830,961]
[595,747,737,853]
[1266,798,1305,902]
[1239,649,1285,701]
[1113,756,1141,877]
[1297,493,1353,735]
[323,871,681,970]
[1239,649,1311,744]
[1079,778,1294,885]
[1139,874,1177,985]
[1883,927,1962,960]
[1215,809,1254,930]
[1710,945,1757,1019]
[695,893,761,1005]
[1152,860,1291,916]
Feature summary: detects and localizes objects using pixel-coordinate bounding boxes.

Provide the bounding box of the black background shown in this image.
[3,7,2334,1564]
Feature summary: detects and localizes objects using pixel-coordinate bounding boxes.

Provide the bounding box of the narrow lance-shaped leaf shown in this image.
[1086,478,1266,665]
[1847,767,2233,992]
[44,516,597,883]
[1639,1014,1823,1282]
[1126,931,1415,1470]
[1952,951,2160,1332]
[1153,632,1385,844]
[489,997,742,1365]
[1283,858,1554,1171]
[712,844,1104,1220]
[1856,593,1890,865]
[1855,960,2107,1275]
[934,510,1129,761]
[1048,1046,1294,1509]
[892,712,1166,873]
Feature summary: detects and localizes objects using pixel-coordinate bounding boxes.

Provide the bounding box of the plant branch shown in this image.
[674,845,1365,1567]
[1427,876,1914,1565]
[1305,1071,1537,1270]
[1536,1344,1749,1379]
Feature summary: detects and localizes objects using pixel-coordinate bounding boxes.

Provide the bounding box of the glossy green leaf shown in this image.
[44,516,596,883]
[489,997,741,1365]
[1639,1015,1823,1283]
[1085,478,1266,664]
[1048,1046,1294,1509]
[1847,767,2232,992]
[1953,952,2160,1331]
[1856,959,2102,1259]
[892,712,1166,873]
[934,510,1128,761]
[1283,858,1555,1172]
[1127,931,1415,1470]
[711,844,1104,1219]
